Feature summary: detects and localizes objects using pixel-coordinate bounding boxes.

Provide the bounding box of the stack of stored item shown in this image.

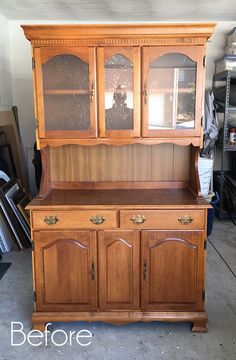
[215,28,236,74]
[212,28,236,222]
[213,27,236,133]
[225,28,236,55]
[0,177,31,253]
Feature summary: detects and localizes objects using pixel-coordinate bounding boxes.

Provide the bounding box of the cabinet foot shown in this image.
[32,322,46,331]
[191,319,208,333]
[32,321,54,332]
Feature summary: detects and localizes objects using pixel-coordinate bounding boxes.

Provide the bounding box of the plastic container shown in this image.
[207,192,220,237]
[225,44,236,55]
[215,55,236,74]
[229,127,236,145]
[229,152,236,180]
[227,27,236,47]
[198,157,214,197]
[214,85,236,106]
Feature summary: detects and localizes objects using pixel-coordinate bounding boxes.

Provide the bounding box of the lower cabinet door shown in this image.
[141,230,205,311]
[34,230,97,311]
[98,230,140,310]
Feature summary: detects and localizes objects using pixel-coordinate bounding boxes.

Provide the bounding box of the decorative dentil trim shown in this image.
[31,37,207,46]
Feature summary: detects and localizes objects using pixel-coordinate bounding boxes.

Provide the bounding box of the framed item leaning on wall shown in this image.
[16,194,30,227]
[0,208,19,253]
[3,179,30,240]
[0,197,25,250]
[0,178,31,249]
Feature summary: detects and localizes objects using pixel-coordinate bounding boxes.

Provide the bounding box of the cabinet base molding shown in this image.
[32,311,208,333]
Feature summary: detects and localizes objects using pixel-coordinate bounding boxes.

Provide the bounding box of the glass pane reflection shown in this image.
[148,53,196,130]
[105,54,134,130]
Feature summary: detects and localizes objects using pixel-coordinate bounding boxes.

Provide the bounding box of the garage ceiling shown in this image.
[0,0,236,21]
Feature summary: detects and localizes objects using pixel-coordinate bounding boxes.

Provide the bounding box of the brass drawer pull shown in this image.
[90,214,105,225]
[178,215,193,225]
[131,214,146,225]
[43,215,59,225]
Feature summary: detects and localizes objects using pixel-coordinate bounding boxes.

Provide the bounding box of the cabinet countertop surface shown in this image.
[27,189,210,209]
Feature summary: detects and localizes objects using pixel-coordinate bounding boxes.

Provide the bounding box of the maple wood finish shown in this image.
[34,231,97,311]
[120,209,204,229]
[141,231,205,311]
[23,23,215,333]
[34,46,97,139]
[98,230,140,310]
[141,46,204,138]
[49,144,191,182]
[32,209,118,229]
[22,23,215,149]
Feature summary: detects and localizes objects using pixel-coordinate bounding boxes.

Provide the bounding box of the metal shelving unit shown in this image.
[213,70,236,219]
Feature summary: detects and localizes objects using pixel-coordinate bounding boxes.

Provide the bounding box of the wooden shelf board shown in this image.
[44,89,89,95]
[214,70,236,81]
[27,188,210,209]
[224,145,236,152]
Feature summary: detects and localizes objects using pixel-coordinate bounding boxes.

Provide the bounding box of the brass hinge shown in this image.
[32,58,35,69]
[34,291,37,302]
[201,117,204,127]
[35,118,38,129]
[202,290,205,301]
[203,55,206,68]
[204,239,207,250]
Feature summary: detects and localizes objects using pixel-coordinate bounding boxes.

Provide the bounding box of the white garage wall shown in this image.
[9,21,35,147]
[0,14,12,110]
[5,20,236,190]
[8,21,36,193]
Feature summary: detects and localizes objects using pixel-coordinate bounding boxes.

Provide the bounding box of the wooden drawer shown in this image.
[32,210,118,229]
[120,210,205,230]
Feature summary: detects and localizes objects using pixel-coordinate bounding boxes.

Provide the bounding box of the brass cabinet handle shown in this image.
[131,214,146,225]
[90,214,105,225]
[143,260,147,281]
[90,259,95,280]
[178,215,193,225]
[143,80,148,104]
[90,82,94,103]
[43,215,59,225]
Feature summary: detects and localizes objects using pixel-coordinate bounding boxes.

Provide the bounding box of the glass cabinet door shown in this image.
[97,47,140,138]
[142,46,204,138]
[34,47,96,138]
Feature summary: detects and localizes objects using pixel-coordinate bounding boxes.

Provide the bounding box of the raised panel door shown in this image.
[98,230,140,310]
[34,47,97,138]
[141,230,205,311]
[34,230,97,311]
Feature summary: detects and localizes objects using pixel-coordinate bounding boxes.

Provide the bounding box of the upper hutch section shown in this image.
[22,23,215,148]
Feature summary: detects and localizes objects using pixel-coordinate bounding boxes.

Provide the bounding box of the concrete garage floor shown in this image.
[0,219,236,360]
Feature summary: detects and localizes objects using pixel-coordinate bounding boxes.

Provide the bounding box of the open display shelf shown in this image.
[213,70,236,219]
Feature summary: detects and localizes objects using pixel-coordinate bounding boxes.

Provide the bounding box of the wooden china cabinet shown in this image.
[23,23,215,332]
